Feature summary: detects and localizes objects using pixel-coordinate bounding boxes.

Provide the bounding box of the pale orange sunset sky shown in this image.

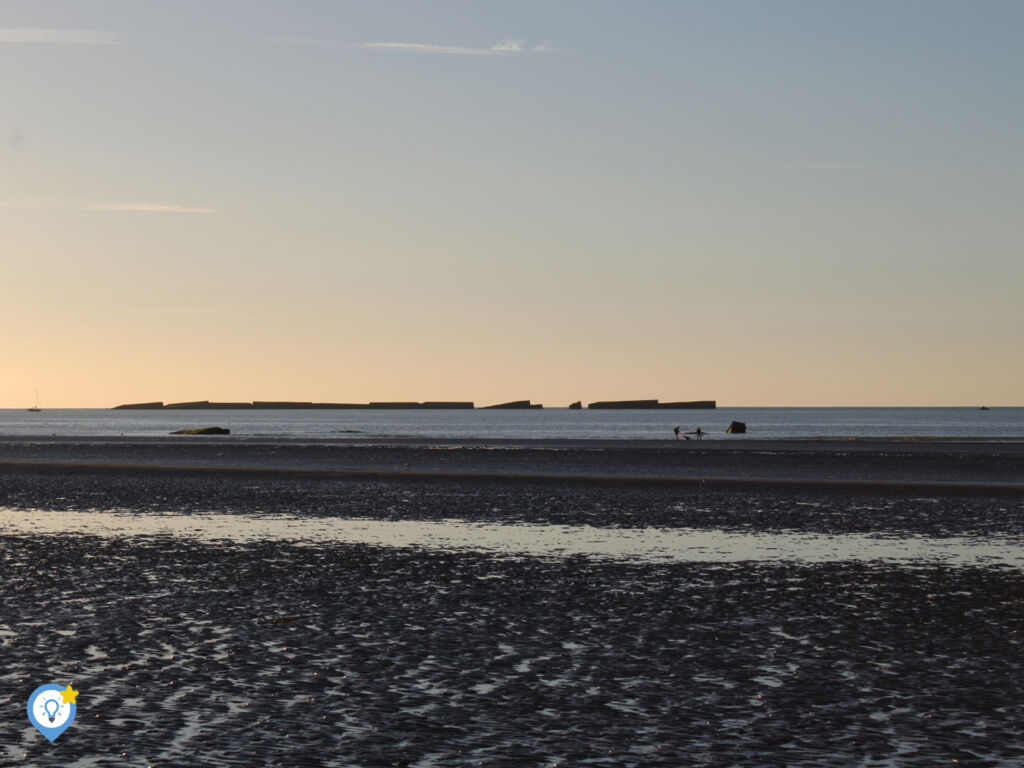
[4,1,1022,407]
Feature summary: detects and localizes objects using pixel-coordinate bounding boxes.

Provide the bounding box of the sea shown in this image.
[0,406,1022,440]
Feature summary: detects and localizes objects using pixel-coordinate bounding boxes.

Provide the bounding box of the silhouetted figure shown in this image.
[674,426,680,440]
[695,426,704,440]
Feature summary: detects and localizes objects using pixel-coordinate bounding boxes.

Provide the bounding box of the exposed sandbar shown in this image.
[0,436,1021,490]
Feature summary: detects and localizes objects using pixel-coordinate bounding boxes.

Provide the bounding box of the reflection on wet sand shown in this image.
[3,507,1024,566]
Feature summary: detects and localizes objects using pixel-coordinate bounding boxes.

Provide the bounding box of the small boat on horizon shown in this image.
[27,390,42,413]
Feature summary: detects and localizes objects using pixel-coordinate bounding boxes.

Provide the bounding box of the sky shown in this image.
[2,0,1022,407]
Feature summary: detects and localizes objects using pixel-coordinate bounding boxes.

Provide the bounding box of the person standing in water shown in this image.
[674,426,681,440]
[695,426,704,440]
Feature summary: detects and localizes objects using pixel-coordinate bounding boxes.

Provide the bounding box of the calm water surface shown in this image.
[4,508,1022,567]
[1,407,1022,440]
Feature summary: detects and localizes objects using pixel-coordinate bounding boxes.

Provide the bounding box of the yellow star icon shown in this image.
[59,685,79,705]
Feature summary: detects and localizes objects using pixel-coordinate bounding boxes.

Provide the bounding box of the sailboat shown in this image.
[27,390,41,413]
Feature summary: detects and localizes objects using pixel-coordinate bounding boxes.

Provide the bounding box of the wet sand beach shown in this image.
[2,437,1023,766]
[2,435,1024,489]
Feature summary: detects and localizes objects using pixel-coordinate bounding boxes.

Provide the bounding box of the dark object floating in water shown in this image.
[980,406,990,411]
[170,427,230,435]
[482,400,543,409]
[588,399,716,409]
[568,401,583,410]
[727,420,747,434]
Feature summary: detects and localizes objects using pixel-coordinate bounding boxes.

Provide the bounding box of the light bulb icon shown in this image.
[27,683,77,742]
[44,698,60,723]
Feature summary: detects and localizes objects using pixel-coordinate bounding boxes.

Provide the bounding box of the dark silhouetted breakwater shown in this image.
[113,398,714,410]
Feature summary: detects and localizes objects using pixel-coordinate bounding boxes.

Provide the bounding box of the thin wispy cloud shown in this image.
[271,37,563,56]
[355,41,512,55]
[0,202,216,214]
[783,162,861,170]
[0,28,119,45]
[490,39,525,53]
[86,203,217,214]
[530,41,572,52]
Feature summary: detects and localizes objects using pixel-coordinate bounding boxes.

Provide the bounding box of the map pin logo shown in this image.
[27,683,78,742]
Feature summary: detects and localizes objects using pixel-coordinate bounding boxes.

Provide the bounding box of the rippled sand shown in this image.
[1,439,1023,766]
[3,537,1023,767]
